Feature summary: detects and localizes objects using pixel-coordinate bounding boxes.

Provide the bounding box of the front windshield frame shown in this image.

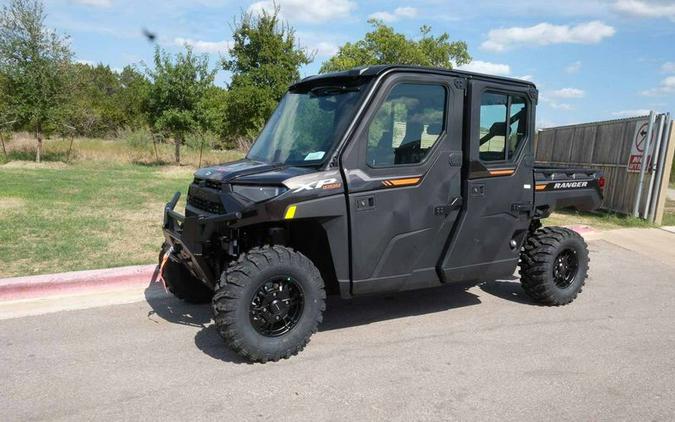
[246,78,373,167]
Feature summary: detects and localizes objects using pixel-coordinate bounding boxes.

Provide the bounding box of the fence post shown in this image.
[0,119,18,160]
[653,115,674,225]
[644,114,665,221]
[0,131,6,160]
[633,111,655,218]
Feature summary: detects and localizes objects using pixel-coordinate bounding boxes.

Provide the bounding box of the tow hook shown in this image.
[158,246,173,292]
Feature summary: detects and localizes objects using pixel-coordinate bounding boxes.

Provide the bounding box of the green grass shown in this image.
[0,161,205,278]
[545,208,656,231]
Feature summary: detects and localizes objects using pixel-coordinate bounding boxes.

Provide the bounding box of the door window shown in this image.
[479,92,528,162]
[367,83,446,167]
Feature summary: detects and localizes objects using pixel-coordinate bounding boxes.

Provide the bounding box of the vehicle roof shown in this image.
[293,64,537,90]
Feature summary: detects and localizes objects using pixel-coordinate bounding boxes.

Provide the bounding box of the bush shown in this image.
[122,127,154,150]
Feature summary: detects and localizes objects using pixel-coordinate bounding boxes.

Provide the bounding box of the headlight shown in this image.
[231,185,288,203]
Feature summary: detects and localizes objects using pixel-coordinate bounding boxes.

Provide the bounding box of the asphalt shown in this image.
[2,233,675,421]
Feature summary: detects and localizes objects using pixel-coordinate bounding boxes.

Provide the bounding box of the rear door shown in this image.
[340,72,465,295]
[440,79,536,282]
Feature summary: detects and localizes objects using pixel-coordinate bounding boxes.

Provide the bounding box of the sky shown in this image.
[15,0,675,127]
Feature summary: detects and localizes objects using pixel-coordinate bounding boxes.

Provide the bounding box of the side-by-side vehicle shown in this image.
[160,65,604,362]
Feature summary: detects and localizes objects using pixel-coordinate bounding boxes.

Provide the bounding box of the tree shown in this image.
[223,6,312,140]
[64,63,149,137]
[66,63,124,136]
[144,46,215,163]
[116,65,149,130]
[320,19,471,73]
[198,86,229,144]
[0,0,73,162]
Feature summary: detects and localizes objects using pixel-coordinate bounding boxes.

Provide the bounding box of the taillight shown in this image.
[598,176,606,191]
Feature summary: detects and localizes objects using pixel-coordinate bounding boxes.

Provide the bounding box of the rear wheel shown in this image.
[519,226,589,306]
[212,245,326,363]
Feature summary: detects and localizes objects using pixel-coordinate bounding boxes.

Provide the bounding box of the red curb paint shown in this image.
[566,225,596,235]
[0,264,159,301]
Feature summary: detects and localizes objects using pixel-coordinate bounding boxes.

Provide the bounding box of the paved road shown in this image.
[2,235,675,421]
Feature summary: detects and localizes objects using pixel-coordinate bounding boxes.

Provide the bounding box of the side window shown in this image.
[508,96,527,158]
[367,83,446,167]
[479,91,528,162]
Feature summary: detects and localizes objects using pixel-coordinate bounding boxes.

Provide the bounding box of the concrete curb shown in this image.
[0,264,159,301]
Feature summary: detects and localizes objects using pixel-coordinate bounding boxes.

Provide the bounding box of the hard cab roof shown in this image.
[291,64,537,91]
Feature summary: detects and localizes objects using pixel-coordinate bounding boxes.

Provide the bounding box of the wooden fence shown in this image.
[535,114,674,223]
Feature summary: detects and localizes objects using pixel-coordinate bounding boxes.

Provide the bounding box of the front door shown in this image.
[341,73,465,295]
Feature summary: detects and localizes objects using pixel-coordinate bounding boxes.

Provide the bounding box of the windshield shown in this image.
[247,83,368,166]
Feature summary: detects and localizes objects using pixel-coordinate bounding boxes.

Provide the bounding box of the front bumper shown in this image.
[162,192,241,287]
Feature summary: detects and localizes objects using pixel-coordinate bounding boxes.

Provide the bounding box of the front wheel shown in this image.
[212,245,326,363]
[519,227,589,306]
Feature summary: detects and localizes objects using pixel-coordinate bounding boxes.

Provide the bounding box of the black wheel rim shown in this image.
[552,248,579,289]
[249,277,304,337]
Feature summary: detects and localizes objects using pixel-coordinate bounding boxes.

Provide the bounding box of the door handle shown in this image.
[435,197,462,216]
[511,202,532,214]
[356,196,375,210]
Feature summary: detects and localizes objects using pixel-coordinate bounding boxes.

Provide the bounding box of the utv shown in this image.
[160,65,604,363]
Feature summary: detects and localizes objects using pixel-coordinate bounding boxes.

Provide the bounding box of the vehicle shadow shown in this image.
[145,275,486,364]
[320,281,481,331]
[478,277,537,305]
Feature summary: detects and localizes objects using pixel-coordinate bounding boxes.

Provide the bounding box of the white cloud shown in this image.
[565,61,582,74]
[296,32,341,57]
[537,119,561,129]
[613,0,675,21]
[74,0,112,6]
[369,7,418,22]
[661,62,675,73]
[310,41,339,57]
[481,21,615,52]
[540,87,584,111]
[458,60,511,76]
[550,102,574,110]
[249,0,356,23]
[549,88,586,98]
[393,7,417,18]
[641,76,675,96]
[611,109,652,117]
[174,37,232,54]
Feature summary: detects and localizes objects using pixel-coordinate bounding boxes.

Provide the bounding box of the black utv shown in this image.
[160,65,604,363]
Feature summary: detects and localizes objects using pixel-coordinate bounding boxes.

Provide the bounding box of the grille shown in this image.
[188,195,225,214]
[193,178,223,190]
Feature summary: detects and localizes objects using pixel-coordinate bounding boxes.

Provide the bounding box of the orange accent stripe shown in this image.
[488,168,515,176]
[385,177,421,187]
[535,183,547,191]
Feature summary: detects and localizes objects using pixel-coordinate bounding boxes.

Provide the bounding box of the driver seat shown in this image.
[395,121,424,164]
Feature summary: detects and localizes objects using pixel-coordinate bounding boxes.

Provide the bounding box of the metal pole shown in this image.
[644,114,665,221]
[633,111,655,218]
[649,112,672,222]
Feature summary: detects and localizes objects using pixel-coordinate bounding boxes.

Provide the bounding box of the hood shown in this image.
[193,159,316,185]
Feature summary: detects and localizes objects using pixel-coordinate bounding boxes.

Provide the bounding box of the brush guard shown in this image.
[162,192,241,288]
